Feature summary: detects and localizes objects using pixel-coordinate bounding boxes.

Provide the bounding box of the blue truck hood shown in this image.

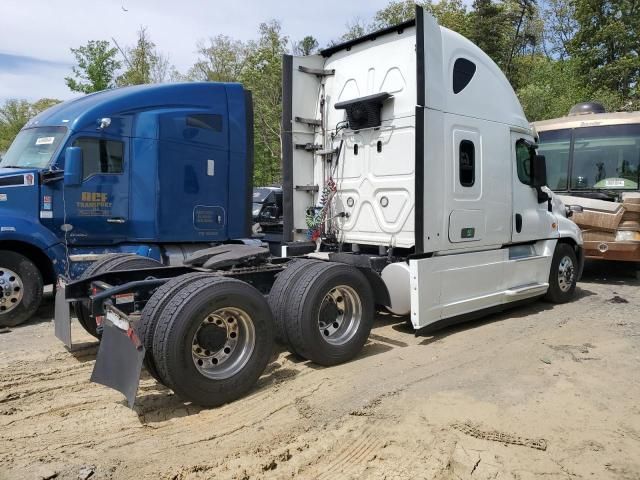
[0,168,39,216]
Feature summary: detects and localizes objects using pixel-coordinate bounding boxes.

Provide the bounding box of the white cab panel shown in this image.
[409,239,556,328]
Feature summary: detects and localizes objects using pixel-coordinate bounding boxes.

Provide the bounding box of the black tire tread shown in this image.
[282,262,374,365]
[137,272,213,381]
[544,243,578,304]
[152,276,233,390]
[268,259,320,345]
[152,276,273,405]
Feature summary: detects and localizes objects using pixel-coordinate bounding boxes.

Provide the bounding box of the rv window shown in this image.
[516,140,532,185]
[72,138,124,179]
[453,58,476,94]
[537,129,570,190]
[459,140,475,187]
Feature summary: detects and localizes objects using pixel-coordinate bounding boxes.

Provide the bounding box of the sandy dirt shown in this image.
[1,262,639,480]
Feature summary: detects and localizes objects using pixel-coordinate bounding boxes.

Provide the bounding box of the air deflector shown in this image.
[335,92,392,130]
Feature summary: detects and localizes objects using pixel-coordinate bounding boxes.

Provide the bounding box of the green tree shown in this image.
[371,0,417,29]
[293,36,319,56]
[188,35,249,82]
[116,27,172,85]
[569,0,640,108]
[65,40,121,93]
[467,0,512,69]
[340,18,368,41]
[240,21,288,185]
[0,98,61,151]
[427,0,471,34]
[541,0,577,59]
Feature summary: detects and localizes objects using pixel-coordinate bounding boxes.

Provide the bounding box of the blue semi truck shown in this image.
[0,82,254,328]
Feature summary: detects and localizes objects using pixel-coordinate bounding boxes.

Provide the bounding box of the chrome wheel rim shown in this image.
[192,307,256,380]
[318,285,362,346]
[0,268,23,315]
[557,256,575,293]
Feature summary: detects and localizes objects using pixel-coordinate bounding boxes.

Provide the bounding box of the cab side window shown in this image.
[72,138,124,180]
[516,140,532,185]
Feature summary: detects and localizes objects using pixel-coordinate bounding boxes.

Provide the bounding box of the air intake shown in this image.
[568,102,606,116]
[334,92,392,130]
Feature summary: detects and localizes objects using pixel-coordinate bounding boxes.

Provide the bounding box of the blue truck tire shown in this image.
[74,254,162,338]
[136,272,214,382]
[151,276,275,407]
[0,250,43,327]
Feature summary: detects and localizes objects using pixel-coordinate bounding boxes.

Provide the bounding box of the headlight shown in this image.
[615,231,640,242]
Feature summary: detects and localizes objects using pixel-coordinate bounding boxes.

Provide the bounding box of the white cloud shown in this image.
[0,0,397,102]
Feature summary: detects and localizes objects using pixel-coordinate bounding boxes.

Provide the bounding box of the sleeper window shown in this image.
[459,140,475,187]
[72,138,124,179]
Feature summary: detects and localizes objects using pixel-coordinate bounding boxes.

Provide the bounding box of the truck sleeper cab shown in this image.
[57,7,583,409]
[0,82,253,327]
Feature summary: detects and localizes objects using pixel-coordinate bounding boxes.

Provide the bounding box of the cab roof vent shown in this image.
[568,102,606,116]
[334,92,392,130]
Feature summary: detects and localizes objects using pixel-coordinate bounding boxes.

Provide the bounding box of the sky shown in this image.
[0,0,397,104]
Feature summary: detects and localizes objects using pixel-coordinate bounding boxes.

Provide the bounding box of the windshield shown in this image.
[253,188,274,203]
[572,124,639,190]
[538,124,640,191]
[252,202,263,216]
[0,127,67,170]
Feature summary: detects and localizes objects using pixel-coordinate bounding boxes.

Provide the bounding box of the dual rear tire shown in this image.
[139,260,374,407]
[141,275,274,407]
[269,260,375,366]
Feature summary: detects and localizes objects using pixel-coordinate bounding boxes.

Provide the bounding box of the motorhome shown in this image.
[534,103,640,262]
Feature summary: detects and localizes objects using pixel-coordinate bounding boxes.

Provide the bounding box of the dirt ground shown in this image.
[1,261,639,480]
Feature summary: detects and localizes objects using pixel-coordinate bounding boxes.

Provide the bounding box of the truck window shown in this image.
[516,140,532,185]
[186,114,223,132]
[459,140,475,187]
[537,129,570,190]
[72,138,124,179]
[453,58,476,94]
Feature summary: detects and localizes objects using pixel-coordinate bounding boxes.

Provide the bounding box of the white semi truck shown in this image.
[56,7,583,408]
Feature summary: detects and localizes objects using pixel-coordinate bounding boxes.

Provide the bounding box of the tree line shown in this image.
[1,0,638,185]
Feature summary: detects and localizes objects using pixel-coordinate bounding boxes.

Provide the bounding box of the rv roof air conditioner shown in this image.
[334,92,392,130]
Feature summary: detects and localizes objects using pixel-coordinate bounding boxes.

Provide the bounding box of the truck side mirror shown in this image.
[64,147,83,186]
[531,154,547,188]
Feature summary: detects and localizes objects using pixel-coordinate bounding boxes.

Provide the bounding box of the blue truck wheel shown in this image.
[0,250,43,327]
[151,276,275,406]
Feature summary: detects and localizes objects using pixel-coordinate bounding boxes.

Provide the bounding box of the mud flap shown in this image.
[90,320,145,408]
[54,283,72,348]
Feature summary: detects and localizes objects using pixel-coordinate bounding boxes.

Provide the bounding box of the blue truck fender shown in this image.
[0,215,67,283]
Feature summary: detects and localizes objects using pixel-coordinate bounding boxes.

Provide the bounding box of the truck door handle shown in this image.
[106,217,126,224]
[515,214,523,233]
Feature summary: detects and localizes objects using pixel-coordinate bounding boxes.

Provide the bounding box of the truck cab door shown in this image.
[510,132,556,243]
[56,134,130,245]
